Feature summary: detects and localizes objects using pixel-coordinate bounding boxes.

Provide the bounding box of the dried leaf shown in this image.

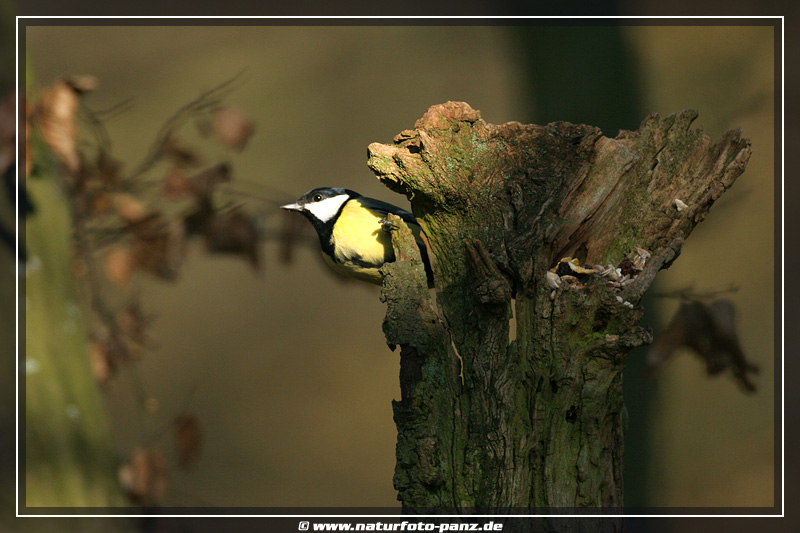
[35,78,89,173]
[112,193,151,224]
[173,413,202,468]
[88,339,114,385]
[64,75,98,94]
[131,217,185,280]
[187,163,231,200]
[162,166,192,201]
[164,136,201,167]
[96,150,122,187]
[118,447,167,506]
[86,189,113,216]
[183,197,215,236]
[116,299,151,351]
[104,245,135,287]
[553,257,595,277]
[204,207,260,269]
[212,106,255,151]
[648,298,758,392]
[88,324,127,384]
[164,157,230,206]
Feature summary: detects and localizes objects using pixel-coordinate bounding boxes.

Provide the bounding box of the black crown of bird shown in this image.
[281,187,432,285]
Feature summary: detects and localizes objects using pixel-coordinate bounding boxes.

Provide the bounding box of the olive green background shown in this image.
[19,23,775,511]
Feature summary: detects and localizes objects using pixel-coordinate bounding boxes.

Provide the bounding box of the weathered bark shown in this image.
[369,102,751,511]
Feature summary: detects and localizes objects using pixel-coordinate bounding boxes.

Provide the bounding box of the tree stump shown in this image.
[368,102,751,511]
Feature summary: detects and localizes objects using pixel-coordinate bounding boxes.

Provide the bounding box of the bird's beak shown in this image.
[280,202,303,212]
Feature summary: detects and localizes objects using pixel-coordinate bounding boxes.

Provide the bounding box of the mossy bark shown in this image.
[370,102,751,511]
[24,176,130,511]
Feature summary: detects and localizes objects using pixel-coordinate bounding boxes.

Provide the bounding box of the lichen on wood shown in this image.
[369,101,751,511]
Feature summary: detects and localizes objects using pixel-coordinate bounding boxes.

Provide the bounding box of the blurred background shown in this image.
[10,21,775,520]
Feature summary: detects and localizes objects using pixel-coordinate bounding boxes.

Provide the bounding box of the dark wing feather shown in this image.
[356,196,419,226]
[357,195,434,286]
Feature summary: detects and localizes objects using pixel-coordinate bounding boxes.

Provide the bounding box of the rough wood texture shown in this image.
[369,102,751,511]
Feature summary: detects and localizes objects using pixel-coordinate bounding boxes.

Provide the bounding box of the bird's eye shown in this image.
[312,194,323,202]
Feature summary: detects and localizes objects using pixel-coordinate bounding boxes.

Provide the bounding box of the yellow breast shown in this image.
[332,199,392,259]
[325,198,424,284]
[321,252,384,283]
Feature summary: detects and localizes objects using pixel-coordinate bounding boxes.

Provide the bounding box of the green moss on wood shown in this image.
[370,102,750,511]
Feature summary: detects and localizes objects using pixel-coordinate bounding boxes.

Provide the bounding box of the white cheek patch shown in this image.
[305,194,350,223]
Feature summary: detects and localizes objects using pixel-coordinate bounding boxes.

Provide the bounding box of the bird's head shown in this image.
[281,187,359,225]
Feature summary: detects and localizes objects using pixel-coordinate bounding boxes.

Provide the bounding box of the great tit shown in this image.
[281,187,432,285]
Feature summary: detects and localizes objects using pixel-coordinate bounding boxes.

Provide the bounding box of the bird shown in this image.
[281,187,432,285]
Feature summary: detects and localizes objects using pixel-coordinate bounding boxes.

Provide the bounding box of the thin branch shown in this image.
[124,72,247,183]
[79,102,113,154]
[67,182,151,417]
[90,97,135,121]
